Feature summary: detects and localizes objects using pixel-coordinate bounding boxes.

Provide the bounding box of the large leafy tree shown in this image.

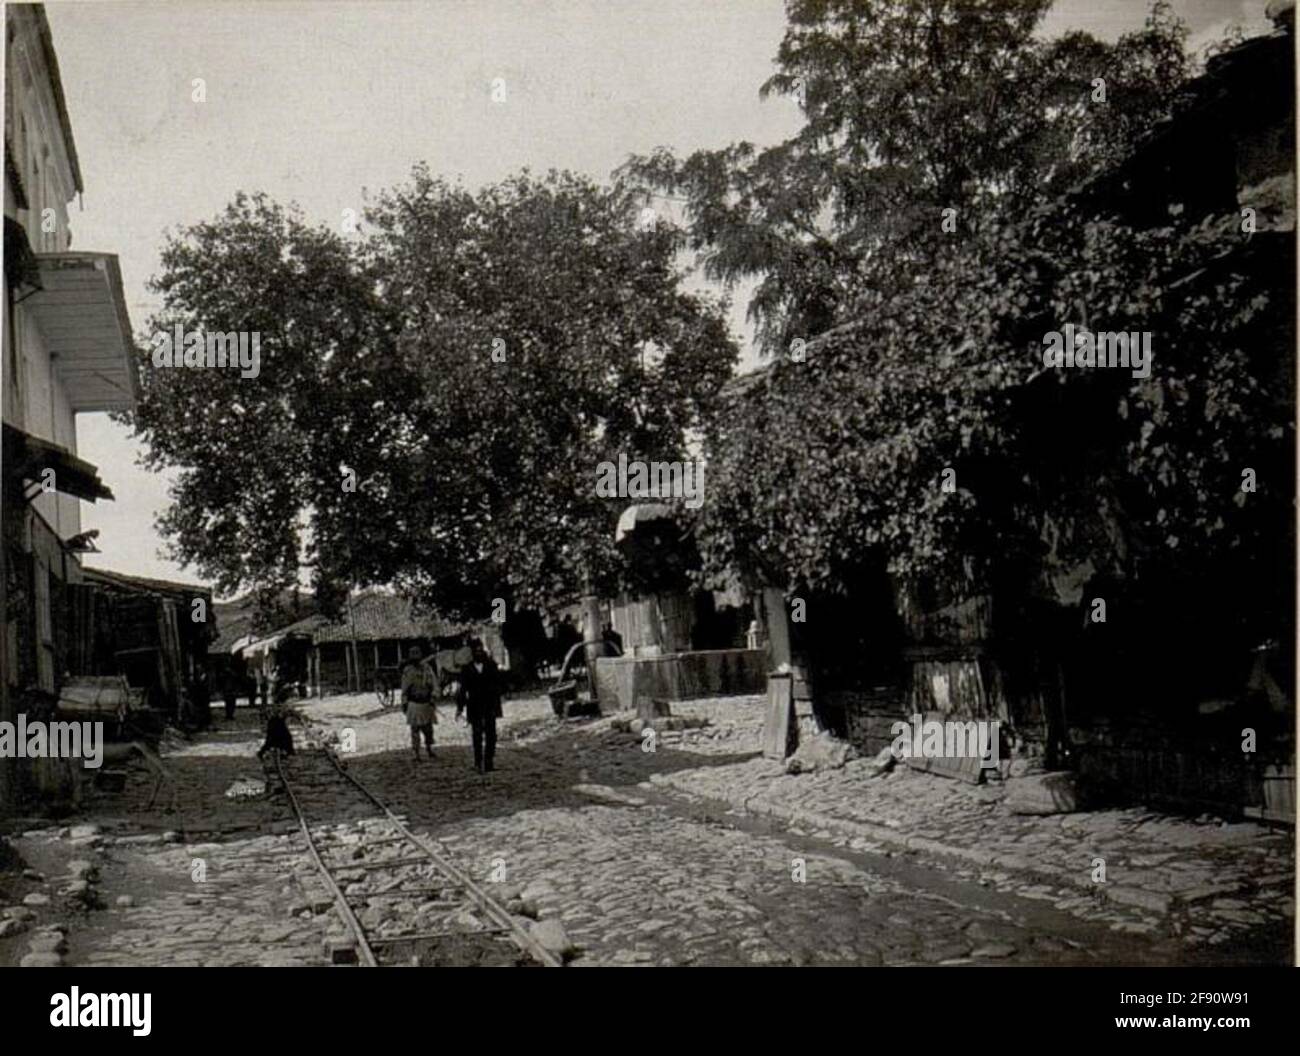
[620,0,1190,356]
[699,205,1293,632]
[360,167,734,616]
[126,173,735,620]
[627,0,1294,691]
[127,192,409,619]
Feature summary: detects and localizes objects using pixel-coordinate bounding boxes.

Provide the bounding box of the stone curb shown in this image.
[652,771,1180,918]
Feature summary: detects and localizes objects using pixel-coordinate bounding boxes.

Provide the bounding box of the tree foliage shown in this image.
[621,0,1190,355]
[126,174,736,619]
[128,192,405,617]
[360,166,735,615]
[626,0,1290,640]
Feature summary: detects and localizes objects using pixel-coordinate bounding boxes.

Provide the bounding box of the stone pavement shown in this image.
[3,692,1290,966]
[302,695,1103,964]
[600,696,1294,950]
[2,711,328,967]
[303,691,1290,964]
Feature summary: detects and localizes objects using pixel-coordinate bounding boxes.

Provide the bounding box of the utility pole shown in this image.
[346,588,361,693]
[580,573,603,707]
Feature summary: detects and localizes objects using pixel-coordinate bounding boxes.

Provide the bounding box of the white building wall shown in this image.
[6,4,84,542]
[52,381,79,537]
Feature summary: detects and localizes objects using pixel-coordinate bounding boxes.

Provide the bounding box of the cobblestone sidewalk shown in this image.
[634,696,1294,949]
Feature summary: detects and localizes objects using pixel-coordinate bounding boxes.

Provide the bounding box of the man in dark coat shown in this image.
[222,666,239,720]
[456,639,503,773]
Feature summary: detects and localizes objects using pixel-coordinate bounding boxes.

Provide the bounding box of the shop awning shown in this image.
[615,502,675,545]
[2,421,114,501]
[27,252,139,412]
[240,630,312,658]
[239,634,283,659]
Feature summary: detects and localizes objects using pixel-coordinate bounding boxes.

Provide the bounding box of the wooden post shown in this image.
[346,590,360,692]
[762,587,793,670]
[581,579,603,706]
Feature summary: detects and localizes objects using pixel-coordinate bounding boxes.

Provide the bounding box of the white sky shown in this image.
[39,0,1270,589]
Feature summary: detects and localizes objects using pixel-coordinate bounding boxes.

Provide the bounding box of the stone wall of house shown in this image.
[1067,716,1266,816]
[594,648,765,711]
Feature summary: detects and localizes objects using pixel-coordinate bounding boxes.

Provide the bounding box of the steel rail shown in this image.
[320,749,563,968]
[275,752,379,967]
[276,747,561,967]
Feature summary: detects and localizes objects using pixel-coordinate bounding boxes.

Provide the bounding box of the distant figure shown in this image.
[601,622,623,657]
[557,615,580,651]
[190,669,212,729]
[241,662,258,712]
[222,667,239,720]
[553,614,582,671]
[456,639,503,773]
[257,705,295,760]
[401,645,438,761]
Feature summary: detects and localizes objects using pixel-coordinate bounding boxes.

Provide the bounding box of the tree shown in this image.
[625,0,1292,662]
[124,173,736,621]
[360,166,735,616]
[125,192,408,615]
[620,0,1189,356]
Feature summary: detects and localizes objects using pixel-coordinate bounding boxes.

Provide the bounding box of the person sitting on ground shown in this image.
[257,704,295,760]
[401,645,438,761]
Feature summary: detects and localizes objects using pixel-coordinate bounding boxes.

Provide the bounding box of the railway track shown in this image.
[275,748,561,967]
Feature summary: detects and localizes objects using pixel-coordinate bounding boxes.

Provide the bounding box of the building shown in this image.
[2,5,212,807]
[714,4,1296,815]
[591,502,766,711]
[231,591,506,700]
[77,567,215,727]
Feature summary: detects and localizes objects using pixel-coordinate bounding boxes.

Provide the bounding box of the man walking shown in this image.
[456,639,503,773]
[401,644,438,761]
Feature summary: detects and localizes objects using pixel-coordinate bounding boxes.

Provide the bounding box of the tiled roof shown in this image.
[299,592,457,644]
[719,319,868,400]
[82,565,211,598]
[211,589,319,653]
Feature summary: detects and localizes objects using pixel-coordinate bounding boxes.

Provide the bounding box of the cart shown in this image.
[546,640,609,718]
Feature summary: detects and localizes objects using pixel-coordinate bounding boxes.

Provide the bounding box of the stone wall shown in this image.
[1067,717,1267,816]
[594,648,766,711]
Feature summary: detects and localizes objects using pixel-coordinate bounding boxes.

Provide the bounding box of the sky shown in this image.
[35,0,1274,589]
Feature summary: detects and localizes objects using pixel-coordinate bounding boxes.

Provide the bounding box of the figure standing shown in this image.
[456,639,503,773]
[601,622,623,657]
[257,703,295,760]
[401,645,438,761]
[222,666,238,720]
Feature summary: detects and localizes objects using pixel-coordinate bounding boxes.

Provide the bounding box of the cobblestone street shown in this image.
[2,692,1290,967]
